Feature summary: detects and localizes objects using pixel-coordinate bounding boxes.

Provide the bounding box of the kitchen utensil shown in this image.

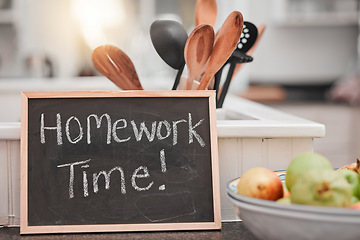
[215,21,257,92]
[213,51,253,95]
[197,11,243,90]
[214,21,258,89]
[244,23,266,56]
[237,21,258,53]
[184,24,215,90]
[232,23,267,78]
[216,55,253,108]
[195,0,217,27]
[150,20,188,90]
[92,45,143,90]
[217,22,261,108]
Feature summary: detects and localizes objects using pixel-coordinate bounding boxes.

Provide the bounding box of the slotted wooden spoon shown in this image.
[197,11,243,90]
[92,45,143,90]
[184,24,214,90]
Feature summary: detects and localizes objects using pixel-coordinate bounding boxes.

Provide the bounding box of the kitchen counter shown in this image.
[0,222,258,240]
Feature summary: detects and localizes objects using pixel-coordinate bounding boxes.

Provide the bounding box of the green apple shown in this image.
[286,152,333,191]
[337,169,360,197]
[276,197,291,204]
[351,196,360,204]
[291,169,352,208]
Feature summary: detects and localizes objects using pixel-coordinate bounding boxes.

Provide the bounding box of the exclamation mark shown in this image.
[160,149,167,173]
[159,149,166,191]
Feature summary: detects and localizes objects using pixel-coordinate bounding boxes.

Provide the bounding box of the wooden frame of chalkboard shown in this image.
[20,90,220,234]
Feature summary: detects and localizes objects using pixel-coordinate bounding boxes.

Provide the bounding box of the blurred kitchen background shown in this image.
[0,0,359,166]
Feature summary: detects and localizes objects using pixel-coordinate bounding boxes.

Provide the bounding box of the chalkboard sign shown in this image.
[20,91,220,234]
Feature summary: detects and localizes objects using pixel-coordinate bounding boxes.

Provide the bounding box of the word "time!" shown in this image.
[57,149,167,199]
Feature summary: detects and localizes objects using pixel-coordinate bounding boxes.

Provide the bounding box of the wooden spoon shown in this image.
[184,24,214,90]
[195,0,217,27]
[197,11,243,90]
[92,45,143,90]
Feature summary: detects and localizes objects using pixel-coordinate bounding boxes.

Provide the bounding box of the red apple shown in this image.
[350,202,360,209]
[237,167,284,201]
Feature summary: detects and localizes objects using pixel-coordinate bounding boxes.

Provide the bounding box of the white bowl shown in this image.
[227,177,360,240]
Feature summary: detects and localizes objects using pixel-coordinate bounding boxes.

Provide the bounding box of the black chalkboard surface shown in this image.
[20,91,220,234]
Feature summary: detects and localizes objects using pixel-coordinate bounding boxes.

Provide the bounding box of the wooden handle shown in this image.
[197,11,243,90]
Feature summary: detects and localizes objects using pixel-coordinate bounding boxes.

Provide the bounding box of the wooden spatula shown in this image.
[197,11,243,90]
[92,45,143,90]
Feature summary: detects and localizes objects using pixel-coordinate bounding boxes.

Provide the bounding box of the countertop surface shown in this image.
[0,222,258,240]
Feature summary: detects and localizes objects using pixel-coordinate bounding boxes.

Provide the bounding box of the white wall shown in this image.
[17,0,83,77]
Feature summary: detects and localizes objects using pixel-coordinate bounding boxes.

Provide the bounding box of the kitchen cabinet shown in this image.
[243,0,358,88]
[271,0,358,26]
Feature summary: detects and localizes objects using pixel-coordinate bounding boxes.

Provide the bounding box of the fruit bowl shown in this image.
[227,177,360,240]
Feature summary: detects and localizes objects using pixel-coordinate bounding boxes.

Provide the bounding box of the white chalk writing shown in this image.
[188,113,205,147]
[65,116,83,144]
[40,113,205,147]
[56,149,167,199]
[87,114,112,144]
[57,159,91,199]
[93,166,126,194]
[131,166,154,191]
[112,119,131,143]
[160,149,166,173]
[40,113,63,145]
[131,121,157,142]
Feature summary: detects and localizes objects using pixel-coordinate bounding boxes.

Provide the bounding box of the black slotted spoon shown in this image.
[216,21,258,108]
[238,21,258,53]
